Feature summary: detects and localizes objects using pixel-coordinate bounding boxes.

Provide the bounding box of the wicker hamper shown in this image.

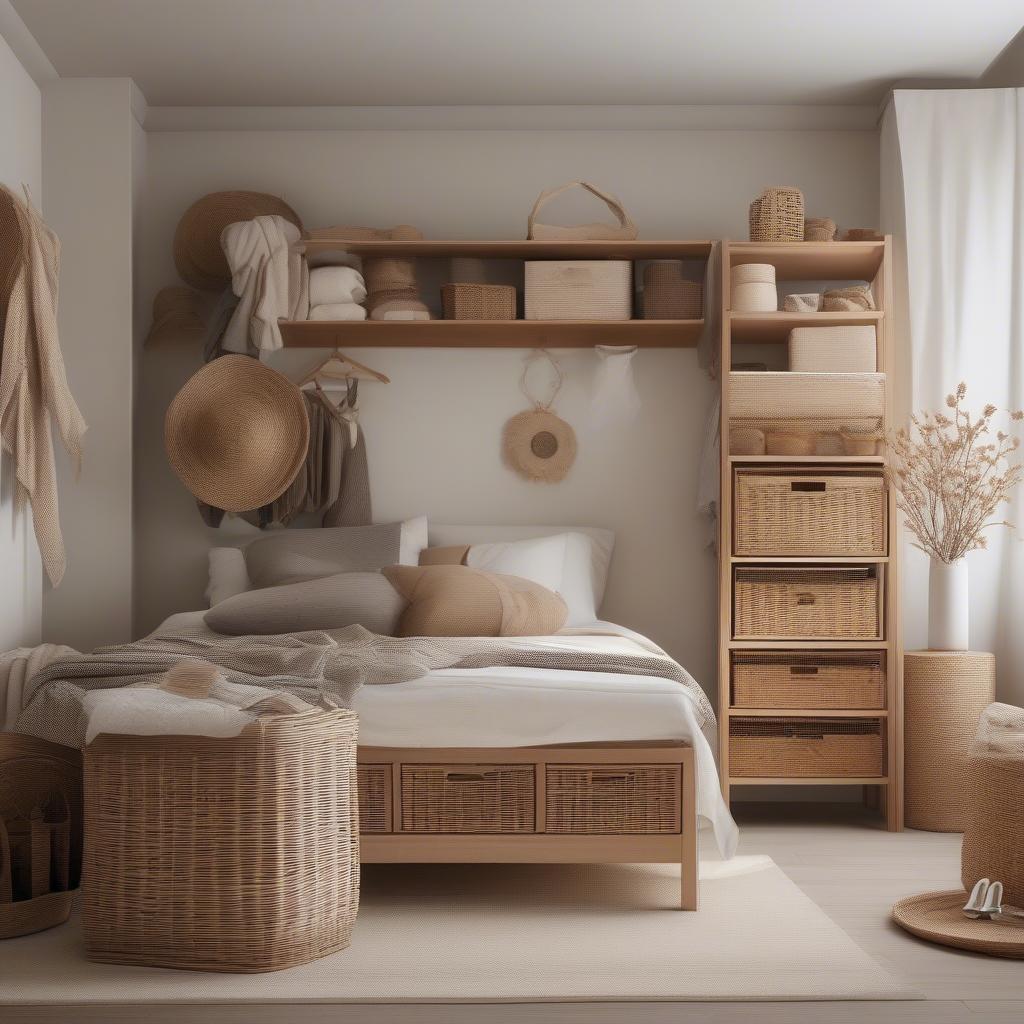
[732,652,886,710]
[441,282,516,320]
[730,718,884,777]
[524,261,632,321]
[733,565,883,640]
[83,707,359,972]
[733,469,887,557]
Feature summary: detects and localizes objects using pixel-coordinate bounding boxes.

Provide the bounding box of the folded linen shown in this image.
[308,302,367,321]
[309,265,367,307]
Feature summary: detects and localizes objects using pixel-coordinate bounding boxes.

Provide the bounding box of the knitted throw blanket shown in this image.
[15,622,714,748]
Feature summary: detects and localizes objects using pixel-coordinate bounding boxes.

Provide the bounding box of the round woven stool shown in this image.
[904,651,995,831]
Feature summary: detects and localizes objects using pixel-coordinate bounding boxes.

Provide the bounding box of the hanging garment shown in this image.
[317,382,372,527]
[0,185,87,586]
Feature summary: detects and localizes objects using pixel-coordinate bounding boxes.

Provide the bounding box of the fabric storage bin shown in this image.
[400,764,535,833]
[441,282,516,320]
[733,469,887,556]
[545,764,681,834]
[357,763,391,833]
[524,261,631,321]
[733,565,883,640]
[732,652,886,710]
[730,718,884,777]
[788,326,877,372]
[83,707,359,972]
[642,261,702,319]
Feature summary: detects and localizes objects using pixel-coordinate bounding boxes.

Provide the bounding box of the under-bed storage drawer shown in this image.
[730,718,884,777]
[400,764,536,833]
[732,652,886,710]
[545,764,681,834]
[357,764,392,833]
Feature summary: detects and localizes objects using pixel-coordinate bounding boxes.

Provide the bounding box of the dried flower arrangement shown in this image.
[888,383,1023,563]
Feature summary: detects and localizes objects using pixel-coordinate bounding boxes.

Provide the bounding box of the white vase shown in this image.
[928,557,969,651]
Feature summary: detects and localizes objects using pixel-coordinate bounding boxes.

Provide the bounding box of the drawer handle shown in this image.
[789,666,819,676]
[444,771,489,783]
[795,592,817,606]
[783,728,824,740]
[791,481,827,492]
[592,773,634,785]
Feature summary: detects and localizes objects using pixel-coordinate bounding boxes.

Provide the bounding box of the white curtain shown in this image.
[881,89,1024,704]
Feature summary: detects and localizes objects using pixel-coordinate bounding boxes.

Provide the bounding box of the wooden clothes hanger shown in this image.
[299,349,391,388]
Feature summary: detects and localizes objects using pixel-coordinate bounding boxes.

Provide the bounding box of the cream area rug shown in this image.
[0,857,913,1004]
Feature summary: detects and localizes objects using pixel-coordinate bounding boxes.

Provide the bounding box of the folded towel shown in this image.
[308,303,368,321]
[309,265,367,307]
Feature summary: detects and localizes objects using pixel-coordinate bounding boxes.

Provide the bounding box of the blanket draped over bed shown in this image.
[11,621,715,751]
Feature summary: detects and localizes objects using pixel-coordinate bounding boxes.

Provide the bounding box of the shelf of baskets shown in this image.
[717,238,902,831]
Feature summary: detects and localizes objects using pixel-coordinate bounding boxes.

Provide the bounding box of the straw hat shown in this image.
[165,355,309,512]
[173,191,303,291]
[502,409,577,483]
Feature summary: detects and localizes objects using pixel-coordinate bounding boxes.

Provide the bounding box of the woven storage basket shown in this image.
[749,187,805,242]
[545,765,681,834]
[904,651,996,832]
[733,469,887,556]
[788,326,877,373]
[804,217,837,241]
[731,263,776,286]
[729,426,767,456]
[961,703,1024,905]
[782,292,821,313]
[524,261,632,320]
[400,764,535,833]
[732,652,886,710]
[441,282,516,320]
[733,565,883,640]
[822,285,875,312]
[730,718,884,777]
[642,261,703,319]
[357,763,391,833]
[83,707,359,973]
[729,372,886,421]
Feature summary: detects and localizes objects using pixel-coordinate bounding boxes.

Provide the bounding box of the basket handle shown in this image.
[789,665,819,675]
[527,181,638,240]
[444,771,489,783]
[591,771,636,785]
[795,592,817,606]
[790,481,827,493]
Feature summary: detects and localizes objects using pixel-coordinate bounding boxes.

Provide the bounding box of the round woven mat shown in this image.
[164,355,309,513]
[173,191,303,291]
[892,890,1024,959]
[502,409,577,483]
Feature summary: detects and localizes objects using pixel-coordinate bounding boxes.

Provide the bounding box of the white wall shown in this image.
[0,29,42,650]
[41,78,137,650]
[135,122,879,695]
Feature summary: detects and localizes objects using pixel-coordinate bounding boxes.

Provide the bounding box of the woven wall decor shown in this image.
[502,350,577,483]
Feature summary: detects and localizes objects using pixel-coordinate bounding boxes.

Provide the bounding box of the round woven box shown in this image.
[904,651,995,832]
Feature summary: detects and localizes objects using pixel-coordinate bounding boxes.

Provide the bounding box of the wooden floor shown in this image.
[7,805,1021,1024]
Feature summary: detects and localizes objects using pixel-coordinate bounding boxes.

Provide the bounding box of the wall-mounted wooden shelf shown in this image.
[298,238,714,261]
[728,241,885,280]
[279,318,705,349]
[728,455,886,465]
[731,776,888,786]
[730,310,884,345]
[728,708,889,718]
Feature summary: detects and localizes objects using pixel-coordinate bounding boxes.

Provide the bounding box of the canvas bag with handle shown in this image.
[527,181,638,241]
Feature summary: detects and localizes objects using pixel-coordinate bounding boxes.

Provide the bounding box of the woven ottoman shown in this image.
[83,706,359,972]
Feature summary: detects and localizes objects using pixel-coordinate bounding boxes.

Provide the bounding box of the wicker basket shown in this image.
[729,426,767,456]
[822,285,875,312]
[83,708,359,973]
[733,469,887,556]
[788,326,877,373]
[358,763,391,833]
[804,217,837,241]
[524,261,632,321]
[642,261,702,319]
[730,718,884,777]
[733,565,883,640]
[400,764,535,833]
[545,765,680,834]
[441,282,516,320]
[749,187,805,242]
[732,652,886,709]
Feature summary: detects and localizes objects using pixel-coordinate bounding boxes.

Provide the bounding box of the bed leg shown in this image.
[680,747,698,911]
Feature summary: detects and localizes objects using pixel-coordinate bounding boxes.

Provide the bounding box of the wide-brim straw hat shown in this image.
[502,409,577,483]
[173,191,303,291]
[165,355,309,513]
[892,890,1024,959]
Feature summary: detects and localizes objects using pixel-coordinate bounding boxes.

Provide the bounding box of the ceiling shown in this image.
[11,0,1024,107]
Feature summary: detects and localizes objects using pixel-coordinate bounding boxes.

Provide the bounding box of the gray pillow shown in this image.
[204,572,405,636]
[244,521,405,589]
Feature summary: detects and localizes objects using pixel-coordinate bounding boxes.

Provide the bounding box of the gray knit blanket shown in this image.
[15,621,714,748]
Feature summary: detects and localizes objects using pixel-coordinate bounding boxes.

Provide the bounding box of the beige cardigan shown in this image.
[0,185,86,586]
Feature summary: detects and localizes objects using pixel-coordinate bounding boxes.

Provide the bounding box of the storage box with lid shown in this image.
[730,263,777,312]
[524,260,632,321]
[730,718,884,777]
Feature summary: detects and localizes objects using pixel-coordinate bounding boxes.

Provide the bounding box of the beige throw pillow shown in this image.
[382,564,567,638]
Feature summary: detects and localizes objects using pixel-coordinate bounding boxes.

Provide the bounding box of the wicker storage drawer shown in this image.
[357,764,391,833]
[734,470,887,556]
[733,565,883,640]
[732,652,886,709]
[400,764,535,833]
[545,764,681,834]
[730,718,885,777]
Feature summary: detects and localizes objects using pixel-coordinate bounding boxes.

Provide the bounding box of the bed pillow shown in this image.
[243,516,428,589]
[204,571,405,636]
[205,547,251,606]
[428,524,614,624]
[382,564,567,638]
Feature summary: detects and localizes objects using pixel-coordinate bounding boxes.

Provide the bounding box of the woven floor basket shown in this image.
[749,187,805,242]
[441,282,516,320]
[732,652,886,710]
[731,718,884,777]
[961,703,1024,901]
[83,708,359,972]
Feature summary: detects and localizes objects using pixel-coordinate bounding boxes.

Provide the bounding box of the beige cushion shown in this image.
[205,571,405,636]
[382,564,567,638]
[418,545,470,566]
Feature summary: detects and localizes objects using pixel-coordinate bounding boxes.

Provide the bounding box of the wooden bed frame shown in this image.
[357,742,699,910]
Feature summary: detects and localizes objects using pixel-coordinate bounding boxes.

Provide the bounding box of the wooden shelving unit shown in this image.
[281,239,712,349]
[717,239,903,831]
